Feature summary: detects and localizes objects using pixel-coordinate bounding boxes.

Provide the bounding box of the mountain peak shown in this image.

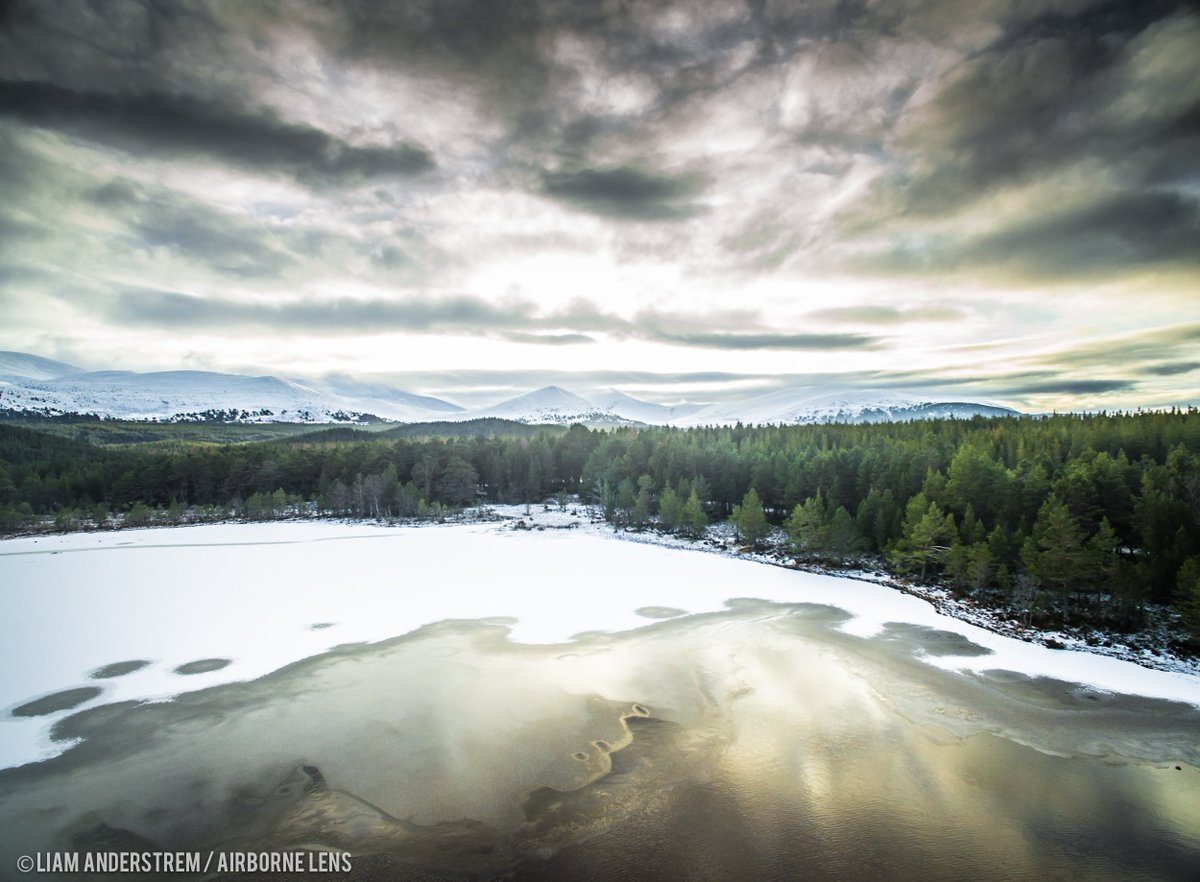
[483,386,595,417]
[0,351,84,382]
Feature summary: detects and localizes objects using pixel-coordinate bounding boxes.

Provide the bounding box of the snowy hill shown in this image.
[300,374,464,421]
[472,386,617,425]
[0,351,83,383]
[0,367,461,423]
[589,389,707,425]
[674,389,1018,427]
[0,351,1020,426]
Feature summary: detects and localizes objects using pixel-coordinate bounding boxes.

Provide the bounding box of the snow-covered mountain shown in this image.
[672,389,1018,427]
[589,389,707,425]
[0,351,83,383]
[0,367,462,423]
[470,386,617,425]
[0,351,1020,426]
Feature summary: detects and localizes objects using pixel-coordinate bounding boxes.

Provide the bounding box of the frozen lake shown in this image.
[2,520,1199,879]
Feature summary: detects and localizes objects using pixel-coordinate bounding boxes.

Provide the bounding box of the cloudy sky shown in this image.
[1,0,1197,410]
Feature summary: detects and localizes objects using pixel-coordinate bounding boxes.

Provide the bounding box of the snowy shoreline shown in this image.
[500,504,1200,681]
[3,511,1200,770]
[6,504,1198,680]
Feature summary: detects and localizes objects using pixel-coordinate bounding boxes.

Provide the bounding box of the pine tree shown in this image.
[1176,558,1200,642]
[785,491,829,554]
[682,488,708,538]
[733,487,769,547]
[890,494,955,580]
[1022,497,1088,623]
[658,485,682,532]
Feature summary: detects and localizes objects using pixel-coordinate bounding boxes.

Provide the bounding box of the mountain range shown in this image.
[0,351,1019,426]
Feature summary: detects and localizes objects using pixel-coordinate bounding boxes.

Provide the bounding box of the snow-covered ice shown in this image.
[2,517,1198,769]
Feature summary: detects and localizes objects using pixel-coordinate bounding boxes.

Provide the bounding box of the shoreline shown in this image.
[3,514,1200,771]
[4,505,1199,681]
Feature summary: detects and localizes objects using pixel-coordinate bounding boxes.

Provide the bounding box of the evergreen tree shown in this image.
[682,488,708,538]
[826,505,867,557]
[890,494,956,580]
[438,456,479,507]
[658,485,682,532]
[1176,558,1200,642]
[615,477,636,528]
[785,491,829,554]
[733,487,769,547]
[1022,497,1088,623]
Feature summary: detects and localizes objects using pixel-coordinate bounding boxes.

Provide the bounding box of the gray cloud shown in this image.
[965,191,1200,276]
[0,79,433,184]
[502,332,596,346]
[843,1,1200,286]
[646,331,878,351]
[1143,361,1200,376]
[857,190,1200,279]
[996,378,1139,396]
[1035,324,1200,371]
[109,288,879,352]
[887,1,1200,212]
[806,304,968,324]
[0,0,1196,410]
[111,290,530,333]
[542,165,705,220]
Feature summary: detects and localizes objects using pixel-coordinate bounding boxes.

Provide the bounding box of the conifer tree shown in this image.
[733,487,769,547]
[658,485,682,532]
[682,488,708,538]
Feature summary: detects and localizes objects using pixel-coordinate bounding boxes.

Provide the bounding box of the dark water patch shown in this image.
[881,622,994,657]
[175,658,231,676]
[12,687,102,717]
[71,819,160,854]
[2,606,1198,880]
[212,763,502,877]
[90,660,152,679]
[974,671,1191,715]
[635,606,688,620]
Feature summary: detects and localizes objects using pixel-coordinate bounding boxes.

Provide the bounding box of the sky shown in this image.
[0,0,1197,411]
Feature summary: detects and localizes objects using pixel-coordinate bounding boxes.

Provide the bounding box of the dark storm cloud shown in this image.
[996,378,1138,396]
[887,0,1200,214]
[0,80,433,183]
[542,166,704,220]
[109,288,879,352]
[111,290,530,333]
[969,192,1200,275]
[647,331,877,351]
[1143,362,1200,376]
[841,0,1200,290]
[78,177,298,278]
[865,190,1200,278]
[1037,324,1200,371]
[0,0,1196,409]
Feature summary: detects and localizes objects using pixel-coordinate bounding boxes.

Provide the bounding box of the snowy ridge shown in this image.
[470,385,626,425]
[0,369,462,423]
[673,388,1018,427]
[0,351,83,383]
[0,351,1020,426]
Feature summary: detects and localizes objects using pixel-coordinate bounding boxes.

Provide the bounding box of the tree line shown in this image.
[1,410,1198,641]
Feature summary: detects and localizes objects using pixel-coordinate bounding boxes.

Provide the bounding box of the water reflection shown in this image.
[1,601,1197,880]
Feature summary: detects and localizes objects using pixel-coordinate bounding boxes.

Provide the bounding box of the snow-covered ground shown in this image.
[2,511,1198,770]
